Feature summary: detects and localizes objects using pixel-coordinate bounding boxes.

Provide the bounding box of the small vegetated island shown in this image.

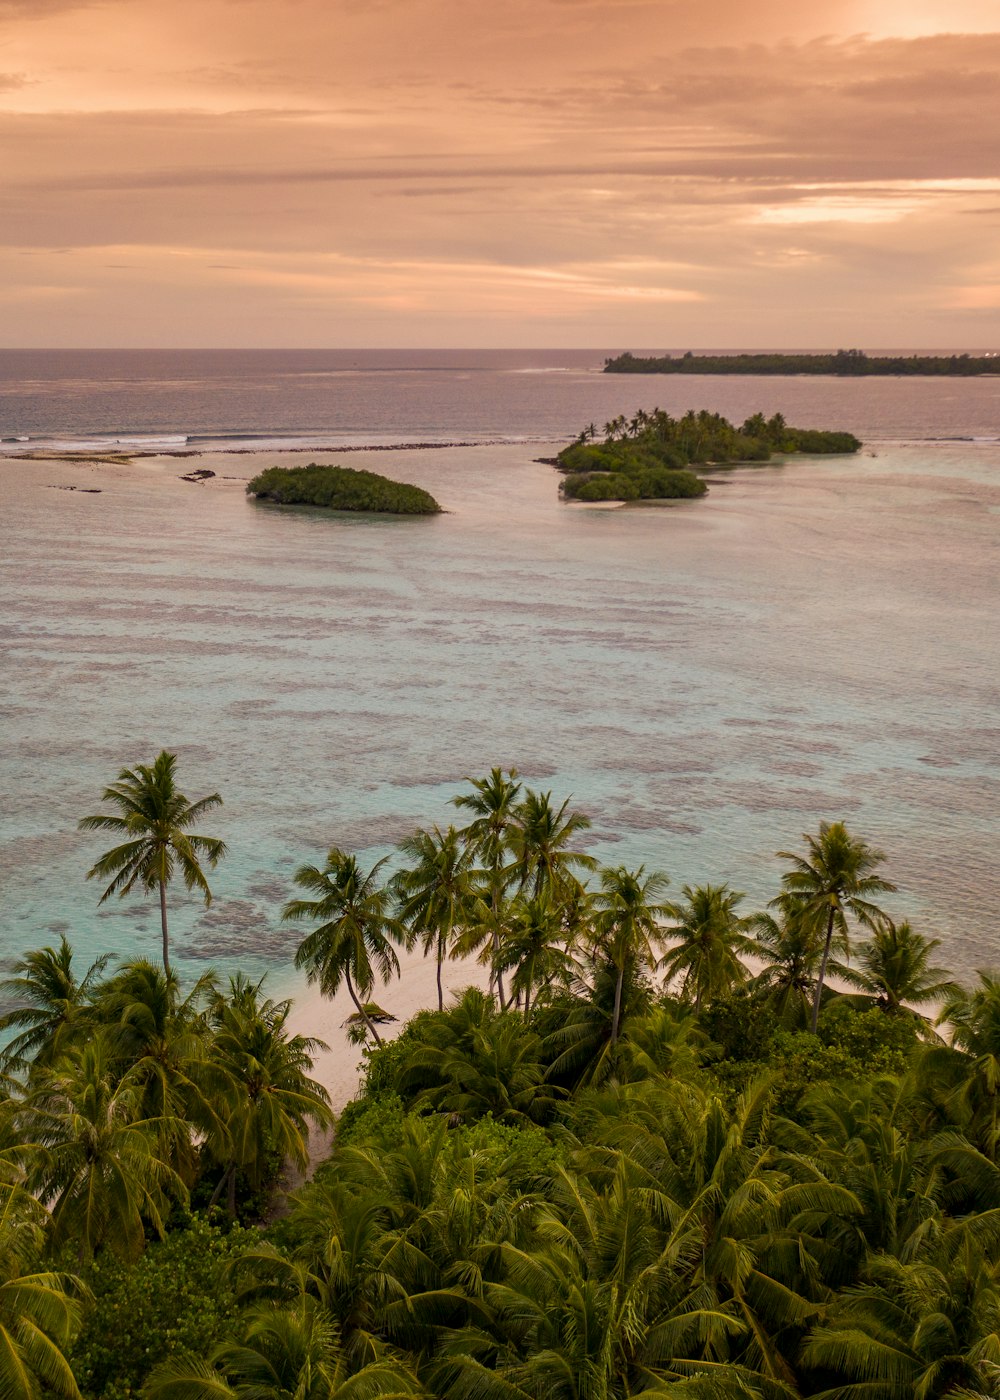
[555,408,860,502]
[246,463,441,514]
[605,348,1000,376]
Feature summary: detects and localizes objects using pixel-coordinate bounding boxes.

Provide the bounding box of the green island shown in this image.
[605,348,1000,376]
[555,408,860,502]
[247,463,442,514]
[4,750,1000,1400]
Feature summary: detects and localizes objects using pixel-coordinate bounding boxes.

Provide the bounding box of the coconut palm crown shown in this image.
[79,751,226,976]
[777,820,896,1033]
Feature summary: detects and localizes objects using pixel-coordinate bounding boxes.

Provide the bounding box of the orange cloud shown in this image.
[0,1,999,344]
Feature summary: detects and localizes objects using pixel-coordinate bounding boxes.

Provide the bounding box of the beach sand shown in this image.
[287,947,495,1116]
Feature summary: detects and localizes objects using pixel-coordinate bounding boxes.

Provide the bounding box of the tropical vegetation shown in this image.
[553,409,859,504]
[604,349,1000,377]
[5,759,1000,1398]
[246,465,442,515]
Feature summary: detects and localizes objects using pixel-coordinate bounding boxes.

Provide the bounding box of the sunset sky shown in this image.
[2,0,999,347]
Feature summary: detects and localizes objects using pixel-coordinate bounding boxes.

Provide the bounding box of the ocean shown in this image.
[2,349,999,1009]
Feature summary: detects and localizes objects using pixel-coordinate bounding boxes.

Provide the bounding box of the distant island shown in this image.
[246,463,442,515]
[554,408,860,502]
[604,348,1000,376]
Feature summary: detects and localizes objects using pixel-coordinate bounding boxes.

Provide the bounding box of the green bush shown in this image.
[561,473,640,502]
[634,467,707,499]
[247,464,441,514]
[70,1217,262,1400]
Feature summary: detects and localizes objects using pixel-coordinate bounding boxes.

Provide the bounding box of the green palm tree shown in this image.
[206,977,333,1216]
[746,894,822,1031]
[794,1078,941,1277]
[392,826,476,1013]
[614,1004,706,1085]
[920,974,1000,1156]
[284,849,403,1047]
[591,864,672,1043]
[802,1232,1000,1398]
[776,821,896,1033]
[453,766,522,1008]
[23,1037,188,1261]
[0,936,111,1071]
[90,959,221,1177]
[847,921,959,1028]
[395,988,558,1124]
[0,1181,88,1400]
[79,751,227,976]
[659,883,753,1014]
[509,790,596,903]
[146,1293,424,1400]
[570,1076,856,1393]
[542,954,652,1090]
[494,894,575,1017]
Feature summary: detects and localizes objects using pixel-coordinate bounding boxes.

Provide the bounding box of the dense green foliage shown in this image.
[605,348,1000,376]
[246,464,442,514]
[6,760,1000,1398]
[69,1219,258,1400]
[555,408,859,504]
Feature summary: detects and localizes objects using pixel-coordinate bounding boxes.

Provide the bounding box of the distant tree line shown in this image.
[604,348,1000,376]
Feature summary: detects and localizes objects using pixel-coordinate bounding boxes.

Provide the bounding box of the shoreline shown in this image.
[286,950,494,1116]
[1,438,538,464]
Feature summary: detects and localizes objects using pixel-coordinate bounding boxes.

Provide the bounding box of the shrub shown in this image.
[70,1217,262,1400]
[247,464,441,514]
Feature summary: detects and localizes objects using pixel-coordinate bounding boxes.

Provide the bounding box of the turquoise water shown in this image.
[3,430,998,999]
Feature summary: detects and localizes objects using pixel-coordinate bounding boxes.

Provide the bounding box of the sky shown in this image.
[1,0,999,347]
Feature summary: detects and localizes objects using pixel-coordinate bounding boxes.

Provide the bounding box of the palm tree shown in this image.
[794,1078,942,1276]
[79,751,227,976]
[660,883,753,1014]
[392,826,476,1013]
[397,989,557,1124]
[453,766,522,1007]
[0,937,111,1071]
[146,1293,423,1400]
[542,954,652,1090]
[776,821,896,1033]
[90,959,221,1175]
[492,895,574,1018]
[284,849,403,1047]
[847,921,959,1028]
[920,974,1000,1156]
[746,894,822,1031]
[614,1004,706,1085]
[802,1232,1000,1399]
[590,864,672,1043]
[509,790,596,904]
[206,977,332,1216]
[0,1181,87,1400]
[568,1076,856,1393]
[23,1037,188,1261]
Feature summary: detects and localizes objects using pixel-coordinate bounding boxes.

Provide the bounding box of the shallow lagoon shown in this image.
[2,433,998,1003]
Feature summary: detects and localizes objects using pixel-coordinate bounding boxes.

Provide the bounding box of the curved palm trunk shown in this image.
[159,877,170,976]
[811,906,837,1033]
[436,934,444,1012]
[345,968,382,1047]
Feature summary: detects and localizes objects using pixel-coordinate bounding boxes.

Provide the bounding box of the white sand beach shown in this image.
[287,950,494,1116]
